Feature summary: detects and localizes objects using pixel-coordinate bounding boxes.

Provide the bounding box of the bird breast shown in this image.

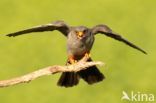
[67,33,94,56]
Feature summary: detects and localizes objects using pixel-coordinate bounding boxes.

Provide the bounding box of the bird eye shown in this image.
[75,31,78,34]
[83,29,87,33]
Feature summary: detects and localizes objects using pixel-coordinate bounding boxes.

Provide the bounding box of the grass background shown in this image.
[0,0,155,103]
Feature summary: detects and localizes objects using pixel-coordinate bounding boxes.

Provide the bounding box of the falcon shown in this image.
[5,20,147,87]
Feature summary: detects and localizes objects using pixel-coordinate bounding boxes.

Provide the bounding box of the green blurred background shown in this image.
[0,0,155,103]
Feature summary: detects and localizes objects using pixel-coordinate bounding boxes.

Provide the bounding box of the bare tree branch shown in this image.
[0,56,104,88]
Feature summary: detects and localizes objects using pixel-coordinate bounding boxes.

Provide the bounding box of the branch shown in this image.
[0,56,104,88]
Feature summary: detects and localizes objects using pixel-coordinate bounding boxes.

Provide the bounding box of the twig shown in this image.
[0,56,104,88]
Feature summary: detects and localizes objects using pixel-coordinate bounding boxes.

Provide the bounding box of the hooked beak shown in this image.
[76,31,84,39]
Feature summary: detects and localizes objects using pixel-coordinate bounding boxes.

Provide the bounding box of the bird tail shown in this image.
[78,58,105,84]
[57,61,79,87]
[57,72,79,87]
[57,58,104,87]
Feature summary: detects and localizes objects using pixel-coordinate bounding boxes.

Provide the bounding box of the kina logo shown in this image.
[121,91,155,102]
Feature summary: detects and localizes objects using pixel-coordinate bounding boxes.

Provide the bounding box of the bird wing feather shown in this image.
[91,24,147,54]
[6,20,70,37]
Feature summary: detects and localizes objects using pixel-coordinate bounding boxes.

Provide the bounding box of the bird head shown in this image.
[74,26,89,39]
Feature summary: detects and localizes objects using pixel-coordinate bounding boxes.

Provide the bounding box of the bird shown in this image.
[5,20,147,87]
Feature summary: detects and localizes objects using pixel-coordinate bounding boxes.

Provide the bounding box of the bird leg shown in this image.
[68,52,90,65]
[68,55,77,64]
[80,52,90,62]
[67,55,78,71]
[84,52,90,58]
[67,53,90,70]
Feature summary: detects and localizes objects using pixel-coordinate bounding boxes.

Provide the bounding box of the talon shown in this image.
[68,55,77,64]
[80,52,90,62]
[84,52,90,58]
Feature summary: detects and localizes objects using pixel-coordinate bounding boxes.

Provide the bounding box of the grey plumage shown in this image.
[5,20,147,87]
[91,24,147,54]
[6,21,69,37]
[6,20,146,54]
[67,26,94,56]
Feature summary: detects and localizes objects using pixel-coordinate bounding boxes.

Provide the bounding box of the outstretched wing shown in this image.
[92,24,147,54]
[6,20,70,37]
